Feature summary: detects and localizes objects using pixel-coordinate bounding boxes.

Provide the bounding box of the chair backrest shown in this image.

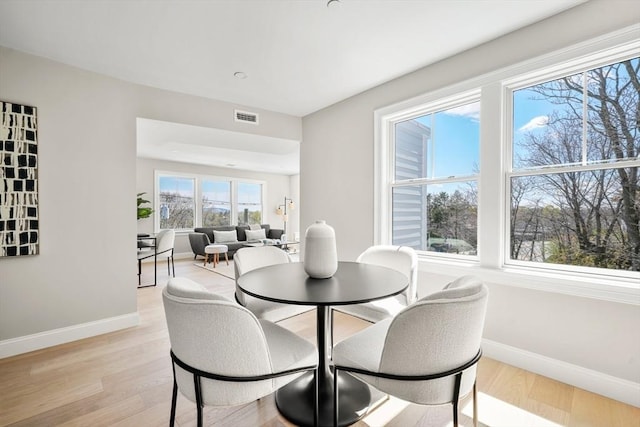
[162,277,277,406]
[234,246,291,304]
[443,274,481,290]
[356,245,419,304]
[234,246,292,277]
[155,229,175,257]
[378,278,488,404]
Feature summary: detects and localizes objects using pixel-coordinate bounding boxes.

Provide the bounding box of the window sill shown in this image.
[417,256,640,306]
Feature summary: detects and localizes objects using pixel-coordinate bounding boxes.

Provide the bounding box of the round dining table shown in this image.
[237,261,408,427]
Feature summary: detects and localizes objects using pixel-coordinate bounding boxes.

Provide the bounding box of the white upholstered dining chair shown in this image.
[332,276,488,427]
[234,246,314,322]
[162,277,318,427]
[333,245,418,322]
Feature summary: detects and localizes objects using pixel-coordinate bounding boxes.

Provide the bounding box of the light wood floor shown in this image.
[1,258,638,427]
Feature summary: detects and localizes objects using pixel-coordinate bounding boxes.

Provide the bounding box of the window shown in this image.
[377,30,639,298]
[508,57,639,273]
[202,179,231,227]
[155,172,264,231]
[390,95,480,257]
[237,182,262,225]
[158,175,195,231]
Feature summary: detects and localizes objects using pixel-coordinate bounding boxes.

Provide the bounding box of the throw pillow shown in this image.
[213,230,238,243]
[245,228,266,241]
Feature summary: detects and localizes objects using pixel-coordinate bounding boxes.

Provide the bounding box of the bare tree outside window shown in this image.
[159,176,195,230]
[511,58,639,271]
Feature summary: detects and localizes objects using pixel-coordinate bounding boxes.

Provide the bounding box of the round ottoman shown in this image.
[204,244,229,268]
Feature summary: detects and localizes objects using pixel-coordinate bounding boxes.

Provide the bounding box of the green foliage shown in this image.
[137,192,154,220]
[426,190,478,254]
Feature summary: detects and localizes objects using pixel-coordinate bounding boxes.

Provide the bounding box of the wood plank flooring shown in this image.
[1,258,638,426]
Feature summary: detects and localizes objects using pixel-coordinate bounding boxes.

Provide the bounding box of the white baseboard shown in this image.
[0,312,139,359]
[482,338,640,408]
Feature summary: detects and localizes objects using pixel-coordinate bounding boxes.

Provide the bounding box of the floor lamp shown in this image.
[276,197,294,249]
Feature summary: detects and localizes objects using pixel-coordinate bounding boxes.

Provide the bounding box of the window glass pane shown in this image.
[237,182,262,225]
[513,57,639,170]
[513,72,584,170]
[510,167,639,271]
[159,176,194,230]
[586,58,639,164]
[392,182,477,255]
[202,180,231,226]
[395,101,480,181]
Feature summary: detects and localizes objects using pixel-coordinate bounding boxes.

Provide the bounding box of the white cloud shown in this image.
[519,115,549,132]
[445,103,480,120]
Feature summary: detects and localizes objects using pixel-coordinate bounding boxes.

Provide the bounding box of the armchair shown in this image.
[162,277,318,427]
[333,277,488,427]
[188,232,211,260]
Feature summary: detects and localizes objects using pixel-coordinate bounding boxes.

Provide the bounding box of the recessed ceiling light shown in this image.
[226,163,236,167]
[234,71,247,79]
[327,0,340,7]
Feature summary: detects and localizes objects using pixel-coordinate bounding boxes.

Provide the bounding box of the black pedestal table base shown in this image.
[276,370,371,427]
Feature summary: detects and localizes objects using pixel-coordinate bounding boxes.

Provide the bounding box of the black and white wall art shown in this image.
[1,101,39,257]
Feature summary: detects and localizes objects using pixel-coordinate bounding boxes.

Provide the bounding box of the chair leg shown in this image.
[138,259,141,286]
[453,399,459,427]
[224,252,229,265]
[171,253,175,277]
[194,374,203,427]
[170,376,178,427]
[473,380,478,427]
[452,372,462,427]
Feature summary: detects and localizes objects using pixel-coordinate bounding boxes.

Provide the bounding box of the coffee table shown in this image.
[243,240,300,252]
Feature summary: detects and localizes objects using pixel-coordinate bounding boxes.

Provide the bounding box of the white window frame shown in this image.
[385,90,481,261]
[375,26,640,304]
[154,170,265,232]
[235,180,266,225]
[155,171,197,233]
[503,46,640,280]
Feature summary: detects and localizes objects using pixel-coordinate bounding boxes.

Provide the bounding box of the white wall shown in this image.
[136,157,298,256]
[0,45,301,356]
[300,0,640,405]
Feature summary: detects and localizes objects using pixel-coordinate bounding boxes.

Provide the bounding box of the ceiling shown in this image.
[137,118,301,175]
[0,0,585,174]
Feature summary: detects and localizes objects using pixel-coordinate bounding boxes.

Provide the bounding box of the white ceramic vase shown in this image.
[303,220,338,279]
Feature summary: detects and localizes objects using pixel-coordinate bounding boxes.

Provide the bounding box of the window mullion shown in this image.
[479,82,504,269]
[582,71,588,165]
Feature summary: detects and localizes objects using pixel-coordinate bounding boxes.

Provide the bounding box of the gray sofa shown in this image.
[189,224,284,260]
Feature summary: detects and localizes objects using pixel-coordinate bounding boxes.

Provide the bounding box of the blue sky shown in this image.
[407,89,566,180]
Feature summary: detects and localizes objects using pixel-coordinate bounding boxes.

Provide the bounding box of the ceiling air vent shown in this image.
[234,109,259,125]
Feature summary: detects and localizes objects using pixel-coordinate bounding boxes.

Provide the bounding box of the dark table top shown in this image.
[237,261,408,306]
